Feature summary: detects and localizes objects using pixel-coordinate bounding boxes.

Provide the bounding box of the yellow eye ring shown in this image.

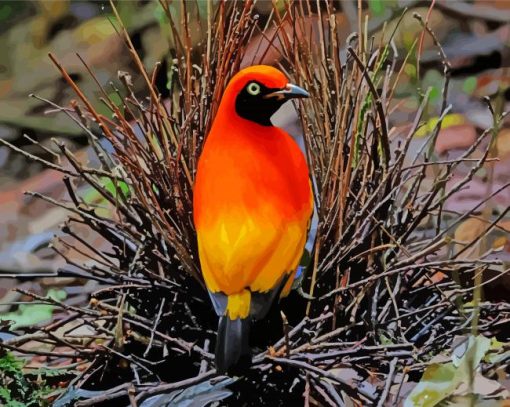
[247,82,261,96]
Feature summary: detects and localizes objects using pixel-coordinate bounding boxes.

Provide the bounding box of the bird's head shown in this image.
[219,65,309,127]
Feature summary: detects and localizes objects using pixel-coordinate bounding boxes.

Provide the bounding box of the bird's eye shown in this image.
[246,82,261,96]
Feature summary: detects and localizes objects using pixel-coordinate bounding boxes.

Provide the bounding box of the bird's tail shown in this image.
[215,315,251,374]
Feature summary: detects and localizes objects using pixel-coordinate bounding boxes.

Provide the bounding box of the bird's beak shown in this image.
[264,84,310,101]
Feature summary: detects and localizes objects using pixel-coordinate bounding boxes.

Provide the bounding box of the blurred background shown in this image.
[1,0,510,338]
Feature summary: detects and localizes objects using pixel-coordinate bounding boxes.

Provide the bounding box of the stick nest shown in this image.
[2,1,509,406]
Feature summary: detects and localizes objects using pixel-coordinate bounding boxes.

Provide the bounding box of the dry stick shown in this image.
[2,332,49,346]
[182,0,192,111]
[199,339,210,374]
[402,157,499,170]
[310,374,338,407]
[32,93,115,170]
[294,323,365,353]
[416,14,452,237]
[418,315,475,356]
[387,38,418,107]
[109,1,191,188]
[348,47,390,168]
[376,357,398,407]
[61,222,117,266]
[26,191,142,248]
[384,300,450,325]
[320,170,419,271]
[451,267,510,295]
[22,133,60,160]
[281,311,291,357]
[101,315,213,361]
[143,298,166,358]
[56,141,142,226]
[56,237,117,272]
[0,137,78,176]
[48,53,119,147]
[92,285,152,300]
[304,373,311,407]
[54,245,123,281]
[306,239,321,316]
[304,342,413,356]
[266,356,375,402]
[252,314,332,363]
[392,237,449,269]
[410,305,459,343]
[454,204,510,260]
[134,370,219,402]
[101,344,154,377]
[321,182,382,269]
[322,259,501,300]
[0,341,94,358]
[384,274,407,341]
[128,384,138,407]
[393,366,409,405]
[15,288,212,360]
[269,316,310,351]
[416,0,436,81]
[15,288,99,317]
[320,378,355,406]
[46,330,88,354]
[74,382,146,407]
[62,175,80,207]
[43,312,82,334]
[157,0,185,55]
[417,148,504,247]
[76,53,120,117]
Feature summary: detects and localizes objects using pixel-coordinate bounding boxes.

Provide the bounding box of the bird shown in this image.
[193,65,313,374]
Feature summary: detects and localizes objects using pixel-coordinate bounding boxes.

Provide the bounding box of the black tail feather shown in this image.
[215,316,251,374]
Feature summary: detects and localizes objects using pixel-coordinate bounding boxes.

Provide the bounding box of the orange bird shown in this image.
[193,65,313,373]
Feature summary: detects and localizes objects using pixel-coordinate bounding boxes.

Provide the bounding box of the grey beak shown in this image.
[264,83,310,100]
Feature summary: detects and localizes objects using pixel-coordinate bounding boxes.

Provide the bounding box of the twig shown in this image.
[376,357,398,407]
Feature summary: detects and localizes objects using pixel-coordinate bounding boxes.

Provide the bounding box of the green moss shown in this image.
[0,353,52,407]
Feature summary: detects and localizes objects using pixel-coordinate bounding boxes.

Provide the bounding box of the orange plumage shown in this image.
[193,65,312,373]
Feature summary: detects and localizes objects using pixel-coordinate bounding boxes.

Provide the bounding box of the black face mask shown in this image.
[235,81,285,127]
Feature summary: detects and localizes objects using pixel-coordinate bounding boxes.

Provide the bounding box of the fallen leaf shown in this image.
[415,113,466,138]
[454,218,486,256]
[435,124,478,155]
[405,335,492,407]
[495,129,510,159]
